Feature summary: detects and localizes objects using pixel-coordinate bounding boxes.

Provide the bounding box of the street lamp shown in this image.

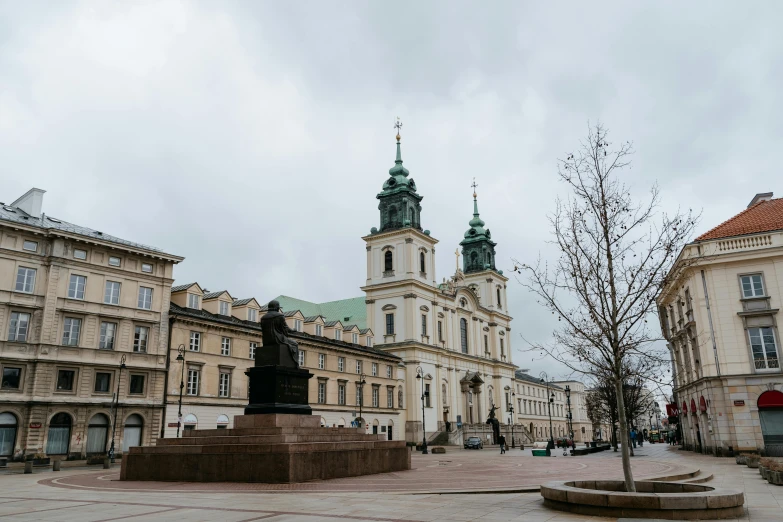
[509,391,516,448]
[108,354,127,463]
[176,344,186,438]
[358,372,366,429]
[540,372,555,454]
[416,366,428,454]
[565,385,574,447]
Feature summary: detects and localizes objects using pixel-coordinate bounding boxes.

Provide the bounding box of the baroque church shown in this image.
[358,128,516,441]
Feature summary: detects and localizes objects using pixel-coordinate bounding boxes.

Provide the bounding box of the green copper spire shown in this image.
[460,179,497,273]
[373,118,423,233]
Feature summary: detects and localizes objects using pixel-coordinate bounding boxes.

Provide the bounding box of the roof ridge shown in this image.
[696,197,783,241]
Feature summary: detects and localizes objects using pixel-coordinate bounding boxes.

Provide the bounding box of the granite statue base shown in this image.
[120,414,411,483]
[245,365,313,416]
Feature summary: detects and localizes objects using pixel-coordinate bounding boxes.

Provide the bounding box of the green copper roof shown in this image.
[378,137,419,197]
[274,295,367,330]
[462,192,493,243]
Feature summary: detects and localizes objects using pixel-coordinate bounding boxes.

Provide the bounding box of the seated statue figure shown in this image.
[260,300,300,368]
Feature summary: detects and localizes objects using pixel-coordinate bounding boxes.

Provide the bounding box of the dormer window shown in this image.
[219,302,230,316]
[187,294,200,309]
[294,319,302,332]
[352,333,358,344]
[316,324,323,336]
[335,329,342,341]
[367,337,373,347]
[248,309,257,321]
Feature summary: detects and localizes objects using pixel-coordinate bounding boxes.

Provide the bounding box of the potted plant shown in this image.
[32,452,50,466]
[745,453,760,468]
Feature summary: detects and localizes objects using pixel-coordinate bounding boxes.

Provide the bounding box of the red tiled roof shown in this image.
[696,198,783,241]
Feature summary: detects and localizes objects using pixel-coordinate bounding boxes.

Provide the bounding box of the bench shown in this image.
[532,449,549,457]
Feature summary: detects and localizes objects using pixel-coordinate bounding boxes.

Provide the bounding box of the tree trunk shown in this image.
[614,376,636,492]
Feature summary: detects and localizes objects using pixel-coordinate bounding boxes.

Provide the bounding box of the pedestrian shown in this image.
[637,430,644,447]
[499,434,506,454]
[630,428,637,448]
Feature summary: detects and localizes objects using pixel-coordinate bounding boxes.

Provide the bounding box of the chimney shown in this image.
[10,188,46,218]
[748,192,773,208]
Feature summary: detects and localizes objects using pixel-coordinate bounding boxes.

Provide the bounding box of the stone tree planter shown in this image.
[769,470,783,486]
[735,455,747,465]
[746,456,760,468]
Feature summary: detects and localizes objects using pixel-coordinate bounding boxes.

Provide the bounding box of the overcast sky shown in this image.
[1,1,780,391]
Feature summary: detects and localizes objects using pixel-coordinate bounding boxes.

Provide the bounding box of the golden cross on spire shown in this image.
[471,177,478,198]
[394,117,403,142]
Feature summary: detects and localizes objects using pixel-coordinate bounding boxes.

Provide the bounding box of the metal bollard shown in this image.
[52,460,61,471]
[24,461,33,474]
[103,458,111,469]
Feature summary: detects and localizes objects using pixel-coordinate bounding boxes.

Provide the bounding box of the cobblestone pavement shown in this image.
[0,443,778,521]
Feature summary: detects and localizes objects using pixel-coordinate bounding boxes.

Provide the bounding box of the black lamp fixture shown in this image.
[176,344,186,437]
[416,366,428,454]
[509,391,516,448]
[564,385,574,444]
[108,354,127,463]
[540,371,555,454]
[358,372,367,429]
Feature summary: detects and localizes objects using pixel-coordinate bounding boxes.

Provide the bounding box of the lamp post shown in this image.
[509,391,516,448]
[175,344,185,438]
[540,372,555,453]
[565,385,574,447]
[108,354,127,463]
[416,366,428,454]
[358,372,366,429]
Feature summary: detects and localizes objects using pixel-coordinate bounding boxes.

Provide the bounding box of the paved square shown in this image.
[0,445,778,521]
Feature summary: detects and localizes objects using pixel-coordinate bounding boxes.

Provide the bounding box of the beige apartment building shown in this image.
[658,192,783,456]
[163,283,403,439]
[0,188,182,459]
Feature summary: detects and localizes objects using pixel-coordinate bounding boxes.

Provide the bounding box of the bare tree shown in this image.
[514,123,698,492]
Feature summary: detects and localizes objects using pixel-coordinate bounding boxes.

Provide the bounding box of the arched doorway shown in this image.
[0,412,18,456]
[86,414,109,455]
[46,413,72,455]
[122,414,143,452]
[759,390,783,456]
[183,413,197,433]
[387,419,394,440]
[216,414,229,429]
[372,419,379,435]
[338,417,346,427]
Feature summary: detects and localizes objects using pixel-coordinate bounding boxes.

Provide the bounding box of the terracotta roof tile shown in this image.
[696,198,783,241]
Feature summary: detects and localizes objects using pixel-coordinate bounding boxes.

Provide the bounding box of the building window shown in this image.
[187,294,200,309]
[437,321,443,342]
[352,332,358,344]
[138,286,153,310]
[356,385,363,406]
[133,326,149,352]
[398,387,403,408]
[387,388,394,408]
[298,350,306,367]
[219,373,231,397]
[249,342,257,359]
[294,319,302,332]
[62,317,82,346]
[335,329,342,341]
[741,274,765,298]
[248,309,257,321]
[2,367,21,389]
[356,360,362,374]
[460,318,469,354]
[129,374,145,395]
[68,274,86,299]
[384,251,393,272]
[371,363,378,376]
[372,387,379,407]
[338,357,345,372]
[338,384,346,405]
[367,336,373,347]
[749,327,779,370]
[187,369,200,395]
[221,337,231,356]
[141,263,153,273]
[318,382,326,404]
[318,353,325,370]
[108,256,121,267]
[8,312,30,342]
[56,369,76,391]
[420,252,426,274]
[387,365,392,378]
[23,240,38,252]
[497,287,502,307]
[219,301,229,316]
[189,331,200,352]
[500,338,505,359]
[94,372,111,393]
[15,267,36,293]
[99,322,117,350]
[424,383,431,407]
[386,314,394,335]
[316,324,323,336]
[421,315,427,336]
[104,281,121,304]
[73,249,87,260]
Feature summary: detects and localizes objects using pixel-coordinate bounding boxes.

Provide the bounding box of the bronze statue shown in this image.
[260,300,300,368]
[486,404,500,444]
[488,404,498,420]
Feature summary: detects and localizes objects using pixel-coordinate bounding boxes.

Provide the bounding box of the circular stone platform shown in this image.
[40,451,697,494]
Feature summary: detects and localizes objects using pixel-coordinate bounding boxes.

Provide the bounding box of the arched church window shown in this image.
[497,288,502,307]
[460,318,469,354]
[442,384,447,405]
[486,252,490,265]
[420,252,425,273]
[389,206,397,225]
[470,251,478,268]
[398,386,403,409]
[384,251,393,272]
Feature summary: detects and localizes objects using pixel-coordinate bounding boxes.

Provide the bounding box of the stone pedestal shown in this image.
[245,366,312,416]
[120,413,410,483]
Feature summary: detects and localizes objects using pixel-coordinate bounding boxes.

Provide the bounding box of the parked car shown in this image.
[464,436,484,449]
